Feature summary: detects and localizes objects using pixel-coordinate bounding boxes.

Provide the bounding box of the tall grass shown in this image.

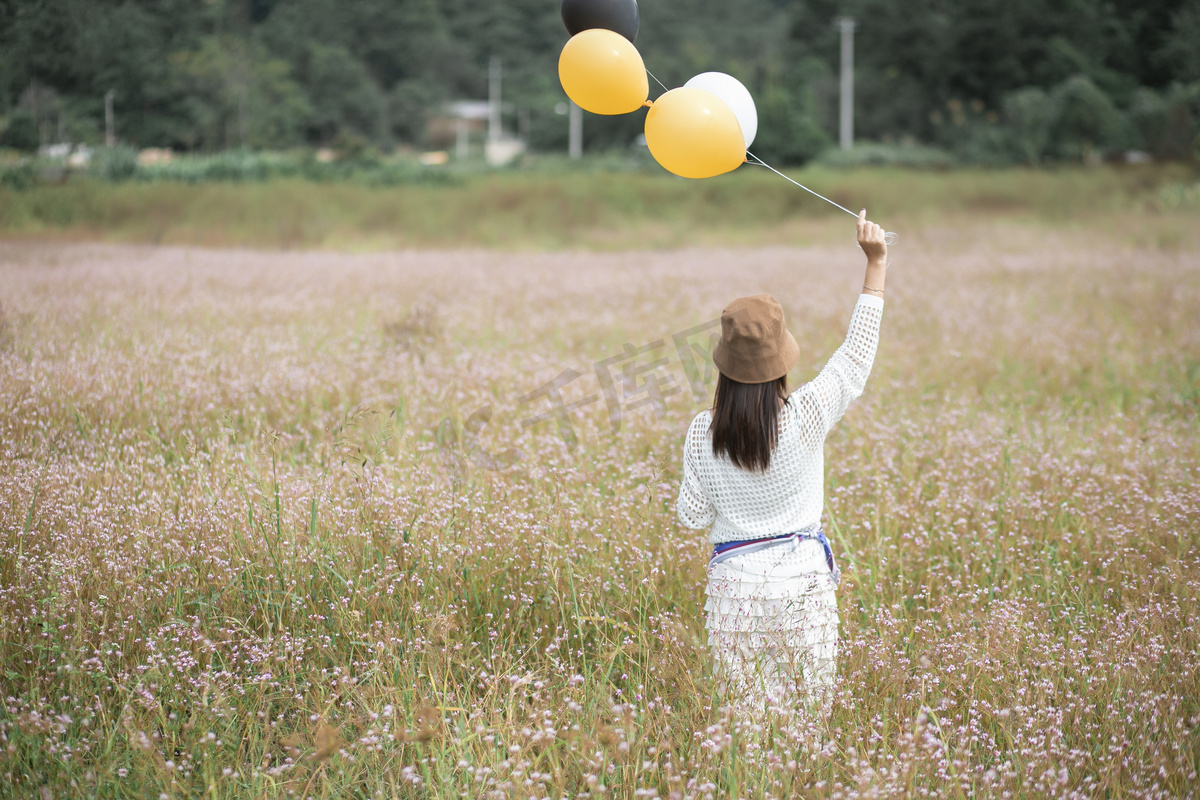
[1,164,1197,250]
[1,216,1197,797]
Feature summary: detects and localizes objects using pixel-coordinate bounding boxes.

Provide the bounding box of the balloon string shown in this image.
[746,151,856,216]
[645,68,669,93]
[745,152,898,245]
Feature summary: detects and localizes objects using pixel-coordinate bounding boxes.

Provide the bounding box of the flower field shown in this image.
[1,220,1198,798]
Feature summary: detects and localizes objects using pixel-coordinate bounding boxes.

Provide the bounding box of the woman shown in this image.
[677,210,888,713]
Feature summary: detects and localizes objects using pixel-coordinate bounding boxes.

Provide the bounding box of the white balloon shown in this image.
[683,72,757,148]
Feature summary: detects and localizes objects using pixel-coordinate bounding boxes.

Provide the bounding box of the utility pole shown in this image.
[488,57,502,143]
[836,17,855,150]
[105,89,116,147]
[568,101,582,159]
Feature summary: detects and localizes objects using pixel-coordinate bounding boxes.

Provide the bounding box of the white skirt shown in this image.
[705,537,839,711]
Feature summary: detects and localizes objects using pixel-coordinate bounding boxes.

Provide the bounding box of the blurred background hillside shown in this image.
[1,0,1198,170]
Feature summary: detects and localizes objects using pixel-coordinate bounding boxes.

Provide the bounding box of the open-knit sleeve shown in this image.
[793,294,883,434]
[677,414,717,529]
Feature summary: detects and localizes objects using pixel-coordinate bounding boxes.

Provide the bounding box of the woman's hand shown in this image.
[857,208,887,265]
[858,208,887,298]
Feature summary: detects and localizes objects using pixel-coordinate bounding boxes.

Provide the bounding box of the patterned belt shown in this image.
[710,527,840,586]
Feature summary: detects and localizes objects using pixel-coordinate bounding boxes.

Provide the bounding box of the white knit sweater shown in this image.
[677,294,884,544]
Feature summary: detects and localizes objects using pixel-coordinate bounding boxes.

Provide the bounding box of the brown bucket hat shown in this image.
[711,294,800,384]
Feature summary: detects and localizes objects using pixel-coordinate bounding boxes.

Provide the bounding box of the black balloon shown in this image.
[561,0,639,43]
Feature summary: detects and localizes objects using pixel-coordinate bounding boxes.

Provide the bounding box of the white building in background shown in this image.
[444,98,525,167]
[444,100,489,161]
[38,143,92,167]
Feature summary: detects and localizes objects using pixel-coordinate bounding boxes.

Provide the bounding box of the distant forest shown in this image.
[1,0,1198,164]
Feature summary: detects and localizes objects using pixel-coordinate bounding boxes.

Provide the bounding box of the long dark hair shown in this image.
[709,373,790,472]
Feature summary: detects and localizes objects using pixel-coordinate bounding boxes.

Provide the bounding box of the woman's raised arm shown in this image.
[790,210,887,433]
[857,208,888,299]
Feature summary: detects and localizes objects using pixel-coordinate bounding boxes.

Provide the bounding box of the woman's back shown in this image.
[678,294,884,543]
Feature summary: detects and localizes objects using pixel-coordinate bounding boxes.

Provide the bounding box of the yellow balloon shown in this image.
[644,87,746,179]
[558,29,649,115]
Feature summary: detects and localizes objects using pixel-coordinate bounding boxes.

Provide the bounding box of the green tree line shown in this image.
[1,0,1197,164]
